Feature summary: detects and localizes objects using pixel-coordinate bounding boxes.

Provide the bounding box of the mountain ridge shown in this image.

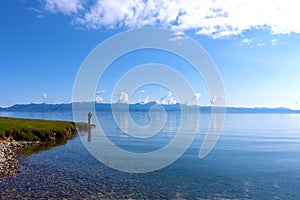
[0,102,299,114]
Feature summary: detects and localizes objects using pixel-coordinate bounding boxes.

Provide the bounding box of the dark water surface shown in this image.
[1,112,300,199]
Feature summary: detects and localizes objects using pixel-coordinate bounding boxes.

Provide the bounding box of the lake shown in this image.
[0,112,300,199]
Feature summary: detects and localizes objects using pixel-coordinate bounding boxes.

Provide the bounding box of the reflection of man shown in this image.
[88,126,91,142]
[88,112,92,126]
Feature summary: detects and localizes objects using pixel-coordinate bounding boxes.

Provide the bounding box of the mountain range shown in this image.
[0,102,299,114]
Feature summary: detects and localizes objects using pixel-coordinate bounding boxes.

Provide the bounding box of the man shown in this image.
[88,112,92,126]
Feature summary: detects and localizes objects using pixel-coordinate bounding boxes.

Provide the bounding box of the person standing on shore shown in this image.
[88,112,92,127]
[87,112,93,142]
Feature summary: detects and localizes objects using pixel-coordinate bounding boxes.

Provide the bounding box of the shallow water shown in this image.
[1,112,300,199]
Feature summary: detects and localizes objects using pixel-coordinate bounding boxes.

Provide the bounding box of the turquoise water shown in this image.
[1,112,300,199]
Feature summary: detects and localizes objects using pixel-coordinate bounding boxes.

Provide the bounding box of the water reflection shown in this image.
[115,112,129,134]
[88,129,91,142]
[1,112,300,199]
[20,135,76,156]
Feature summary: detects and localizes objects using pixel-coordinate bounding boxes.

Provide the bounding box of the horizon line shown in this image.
[1,102,300,111]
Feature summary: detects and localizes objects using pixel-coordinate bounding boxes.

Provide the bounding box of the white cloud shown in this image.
[118,92,129,104]
[240,38,252,46]
[159,90,172,103]
[158,90,175,104]
[257,42,265,47]
[43,0,300,38]
[42,92,48,101]
[168,97,176,104]
[45,0,83,15]
[194,93,201,101]
[95,96,103,103]
[42,92,54,103]
[95,89,106,103]
[169,31,187,43]
[210,95,217,105]
[96,89,106,95]
[271,38,278,46]
[28,7,44,18]
[142,95,150,104]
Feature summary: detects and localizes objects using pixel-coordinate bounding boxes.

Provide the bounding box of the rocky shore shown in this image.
[0,140,40,178]
[0,117,91,179]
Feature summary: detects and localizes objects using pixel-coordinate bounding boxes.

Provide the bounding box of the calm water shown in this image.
[1,112,300,199]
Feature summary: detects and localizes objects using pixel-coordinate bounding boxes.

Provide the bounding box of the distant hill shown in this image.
[0,103,73,112]
[0,102,299,114]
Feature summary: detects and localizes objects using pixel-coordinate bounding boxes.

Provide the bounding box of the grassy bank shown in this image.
[0,117,88,141]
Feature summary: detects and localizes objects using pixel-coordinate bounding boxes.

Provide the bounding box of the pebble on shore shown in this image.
[0,140,40,179]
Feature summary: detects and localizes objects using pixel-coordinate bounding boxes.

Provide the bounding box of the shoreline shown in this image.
[0,117,91,179]
[0,140,41,179]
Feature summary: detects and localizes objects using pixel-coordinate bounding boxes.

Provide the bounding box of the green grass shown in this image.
[0,117,89,141]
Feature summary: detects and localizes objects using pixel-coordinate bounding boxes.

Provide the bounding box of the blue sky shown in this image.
[1,0,300,109]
